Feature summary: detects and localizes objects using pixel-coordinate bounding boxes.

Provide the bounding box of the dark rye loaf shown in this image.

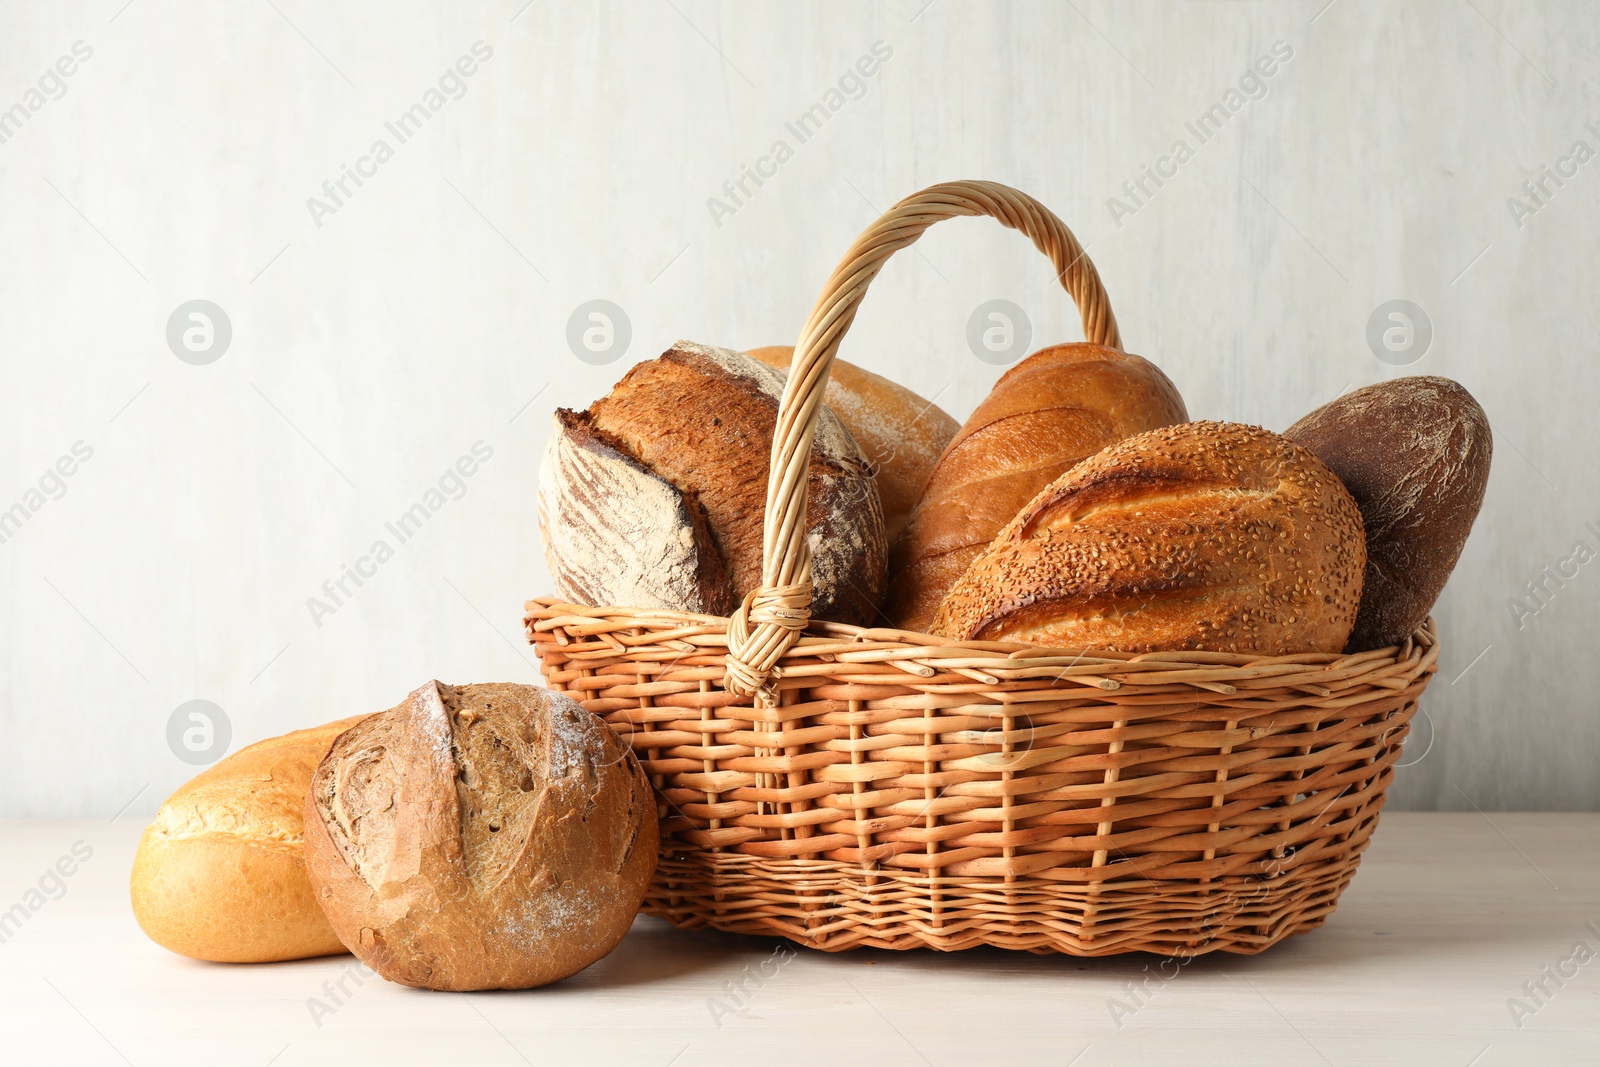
[1285,376,1492,651]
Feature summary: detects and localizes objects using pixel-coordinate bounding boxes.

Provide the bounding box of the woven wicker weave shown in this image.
[526,180,1438,955]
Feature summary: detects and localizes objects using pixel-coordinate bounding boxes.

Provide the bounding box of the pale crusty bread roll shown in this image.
[539,340,885,625]
[887,344,1189,633]
[303,681,657,991]
[1285,376,1491,651]
[130,715,367,962]
[746,346,959,543]
[932,422,1366,654]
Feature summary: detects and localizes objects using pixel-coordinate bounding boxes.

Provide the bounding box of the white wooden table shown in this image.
[0,813,1595,1066]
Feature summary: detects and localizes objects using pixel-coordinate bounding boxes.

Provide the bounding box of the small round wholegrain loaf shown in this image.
[302,681,657,991]
[1285,376,1491,651]
[539,340,885,625]
[931,421,1367,654]
[746,345,959,543]
[130,715,368,963]
[887,344,1189,634]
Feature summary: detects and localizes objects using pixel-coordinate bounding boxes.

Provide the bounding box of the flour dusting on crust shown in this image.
[668,341,884,617]
[670,340,867,467]
[538,411,715,611]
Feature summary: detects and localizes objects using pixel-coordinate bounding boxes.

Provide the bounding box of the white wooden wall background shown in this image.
[0,0,1594,817]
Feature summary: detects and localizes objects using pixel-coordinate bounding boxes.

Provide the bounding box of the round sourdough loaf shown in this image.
[931,421,1367,654]
[130,715,368,963]
[538,340,886,625]
[302,681,657,991]
[746,345,959,543]
[886,344,1188,634]
[1285,376,1491,651]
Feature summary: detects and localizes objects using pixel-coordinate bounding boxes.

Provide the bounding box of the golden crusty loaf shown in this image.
[303,681,657,991]
[746,345,959,543]
[130,715,367,963]
[539,340,885,625]
[886,344,1188,632]
[932,421,1367,654]
[1285,376,1492,651]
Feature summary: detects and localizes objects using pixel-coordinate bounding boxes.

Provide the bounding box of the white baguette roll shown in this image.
[130,715,366,963]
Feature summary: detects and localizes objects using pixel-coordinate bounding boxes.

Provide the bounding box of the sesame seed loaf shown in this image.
[931,421,1366,654]
[886,344,1189,634]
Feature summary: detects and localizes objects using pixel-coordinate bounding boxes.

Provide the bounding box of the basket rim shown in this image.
[525,596,1438,695]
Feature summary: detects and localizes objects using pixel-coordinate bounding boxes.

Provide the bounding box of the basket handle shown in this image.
[724,180,1121,699]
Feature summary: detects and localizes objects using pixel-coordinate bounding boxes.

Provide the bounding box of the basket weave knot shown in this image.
[724,581,812,703]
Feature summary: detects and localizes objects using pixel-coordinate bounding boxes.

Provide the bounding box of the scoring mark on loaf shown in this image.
[312,681,458,894]
[322,743,402,892]
[448,686,617,896]
[933,422,1366,654]
[1020,476,1273,538]
[147,803,307,846]
[541,339,884,623]
[449,687,544,890]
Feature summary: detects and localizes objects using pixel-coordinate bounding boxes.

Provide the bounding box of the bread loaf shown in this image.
[539,341,886,625]
[303,681,657,991]
[932,421,1366,654]
[887,344,1188,632]
[746,345,959,543]
[538,408,734,616]
[130,715,367,963]
[1285,376,1491,651]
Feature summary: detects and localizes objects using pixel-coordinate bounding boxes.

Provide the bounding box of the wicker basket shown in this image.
[525,180,1438,956]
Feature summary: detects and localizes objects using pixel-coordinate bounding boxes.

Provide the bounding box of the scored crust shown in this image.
[130,714,368,963]
[578,340,886,625]
[539,408,733,615]
[931,421,1366,654]
[303,681,657,991]
[887,344,1189,633]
